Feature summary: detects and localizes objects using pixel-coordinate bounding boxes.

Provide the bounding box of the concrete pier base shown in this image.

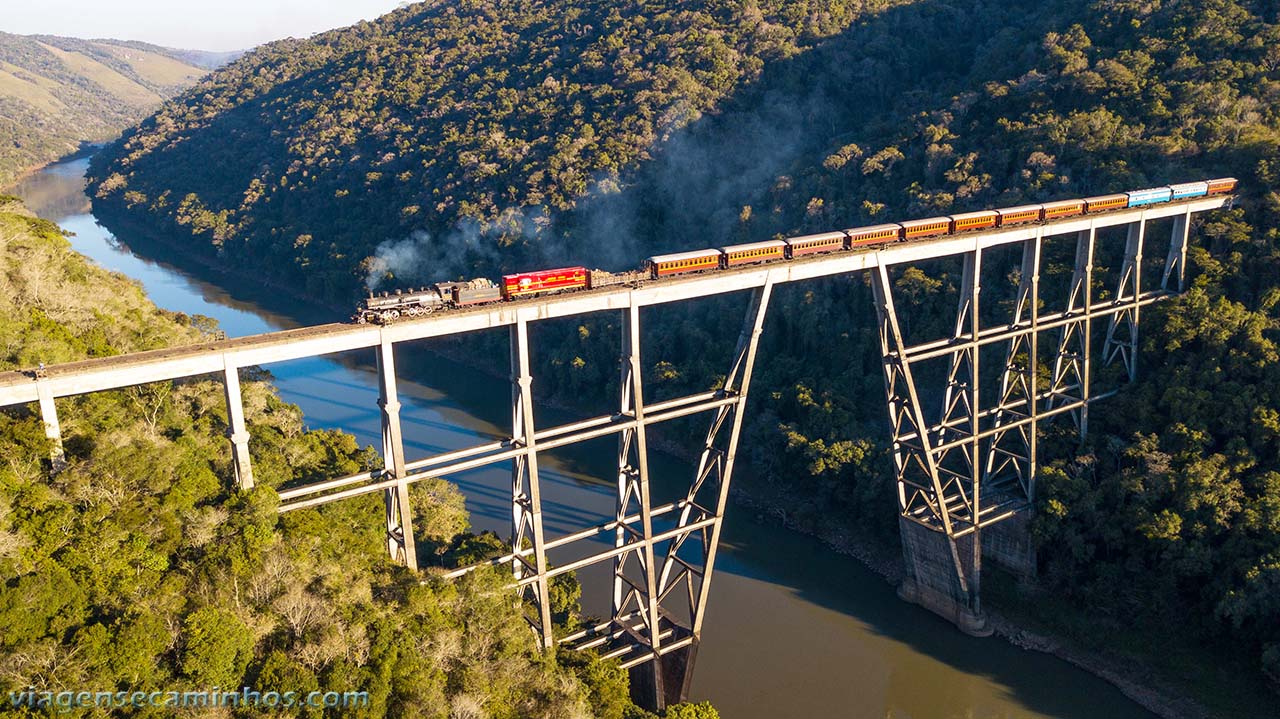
[981,510,1037,579]
[629,636,699,712]
[897,516,992,637]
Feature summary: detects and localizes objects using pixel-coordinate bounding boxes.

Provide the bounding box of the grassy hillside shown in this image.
[0,32,211,188]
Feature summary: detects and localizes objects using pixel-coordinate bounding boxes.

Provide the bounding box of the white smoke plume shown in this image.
[364,230,433,290]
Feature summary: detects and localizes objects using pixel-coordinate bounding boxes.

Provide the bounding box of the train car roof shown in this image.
[1168,181,1208,190]
[1041,198,1085,208]
[646,249,722,264]
[899,216,952,227]
[844,223,903,235]
[949,210,999,219]
[502,265,587,277]
[1083,193,1128,200]
[1126,186,1172,195]
[996,204,1044,214]
[785,231,847,243]
[718,239,789,253]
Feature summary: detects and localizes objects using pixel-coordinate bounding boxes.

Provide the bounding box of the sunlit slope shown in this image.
[0,32,214,187]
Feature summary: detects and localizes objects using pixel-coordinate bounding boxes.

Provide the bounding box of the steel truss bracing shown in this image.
[596,284,772,705]
[872,215,1195,626]
[256,289,772,708]
[510,318,554,649]
[1102,222,1145,382]
[1047,229,1096,437]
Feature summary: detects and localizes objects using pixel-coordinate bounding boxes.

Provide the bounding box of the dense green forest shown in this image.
[0,32,210,188]
[87,0,1280,711]
[0,195,721,717]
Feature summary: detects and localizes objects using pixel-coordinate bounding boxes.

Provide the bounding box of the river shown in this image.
[11,156,1153,718]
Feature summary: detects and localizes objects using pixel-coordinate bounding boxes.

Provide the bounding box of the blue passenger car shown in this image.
[1168,181,1209,200]
[1126,187,1173,207]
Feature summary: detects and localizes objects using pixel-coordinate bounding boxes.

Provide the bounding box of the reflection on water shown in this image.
[9,157,1153,719]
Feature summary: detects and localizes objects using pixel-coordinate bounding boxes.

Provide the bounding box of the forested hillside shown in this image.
[0,33,210,188]
[0,195,716,717]
[88,0,901,297]
[87,0,1280,710]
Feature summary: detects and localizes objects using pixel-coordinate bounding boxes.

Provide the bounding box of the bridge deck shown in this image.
[0,197,1226,406]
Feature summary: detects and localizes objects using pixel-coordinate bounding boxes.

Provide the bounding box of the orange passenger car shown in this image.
[900,217,951,240]
[645,250,721,278]
[786,231,847,257]
[1084,194,1128,213]
[996,205,1042,226]
[1040,199,1085,220]
[845,224,903,246]
[949,210,999,232]
[720,240,787,267]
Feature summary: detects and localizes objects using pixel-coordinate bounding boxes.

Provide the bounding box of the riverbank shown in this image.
[0,144,102,193]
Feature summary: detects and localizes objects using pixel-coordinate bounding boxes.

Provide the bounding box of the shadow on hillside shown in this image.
[557,0,1065,269]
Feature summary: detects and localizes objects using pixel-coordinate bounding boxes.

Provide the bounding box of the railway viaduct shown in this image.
[0,196,1230,710]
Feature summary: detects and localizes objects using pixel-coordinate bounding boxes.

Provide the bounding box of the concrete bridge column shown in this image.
[376,339,417,572]
[35,380,66,472]
[222,361,254,491]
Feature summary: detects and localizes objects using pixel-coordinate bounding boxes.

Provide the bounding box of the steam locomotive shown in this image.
[355,178,1237,324]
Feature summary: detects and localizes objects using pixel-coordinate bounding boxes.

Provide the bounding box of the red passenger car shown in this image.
[502,266,589,299]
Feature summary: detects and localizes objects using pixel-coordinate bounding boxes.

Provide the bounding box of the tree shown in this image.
[181,607,254,687]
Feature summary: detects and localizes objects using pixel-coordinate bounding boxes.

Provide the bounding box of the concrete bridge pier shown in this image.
[896,517,991,637]
[981,509,1037,578]
[35,378,66,472]
[629,634,699,710]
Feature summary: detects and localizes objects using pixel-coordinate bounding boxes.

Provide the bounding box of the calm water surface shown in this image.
[10,157,1152,719]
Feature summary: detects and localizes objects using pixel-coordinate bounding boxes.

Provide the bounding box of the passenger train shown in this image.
[355,178,1237,323]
